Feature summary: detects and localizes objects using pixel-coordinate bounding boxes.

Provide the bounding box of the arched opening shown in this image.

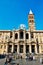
[26,45,29,53]
[15,33,18,39]
[26,33,29,39]
[19,31,23,39]
[14,45,17,53]
[31,45,35,53]
[19,45,23,53]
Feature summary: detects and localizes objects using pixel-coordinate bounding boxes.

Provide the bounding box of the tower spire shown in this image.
[29,9,33,14]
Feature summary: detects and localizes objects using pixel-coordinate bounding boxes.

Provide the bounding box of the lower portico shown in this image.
[6,42,38,57]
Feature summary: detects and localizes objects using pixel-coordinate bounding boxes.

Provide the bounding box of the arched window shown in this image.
[15,33,18,39]
[26,33,29,39]
[29,20,31,23]
[19,31,23,39]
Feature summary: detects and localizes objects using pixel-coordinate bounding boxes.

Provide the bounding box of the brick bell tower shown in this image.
[28,10,35,31]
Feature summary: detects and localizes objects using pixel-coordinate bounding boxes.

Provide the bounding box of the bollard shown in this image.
[40,58,42,63]
[33,56,35,60]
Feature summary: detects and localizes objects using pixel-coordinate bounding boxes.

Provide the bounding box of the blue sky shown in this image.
[0,0,43,30]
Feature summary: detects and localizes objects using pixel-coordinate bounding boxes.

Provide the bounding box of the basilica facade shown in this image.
[0,10,43,58]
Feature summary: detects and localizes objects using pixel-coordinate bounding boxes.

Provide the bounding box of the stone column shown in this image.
[24,31,25,40]
[23,44,26,54]
[29,44,31,53]
[23,44,26,58]
[6,44,8,54]
[17,44,19,54]
[39,45,41,54]
[12,31,15,42]
[29,32,31,41]
[12,44,14,53]
[35,45,37,54]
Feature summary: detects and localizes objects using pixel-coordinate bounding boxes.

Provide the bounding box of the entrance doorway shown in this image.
[19,45,23,53]
[31,45,35,53]
[14,45,17,53]
[26,45,29,53]
[8,45,12,53]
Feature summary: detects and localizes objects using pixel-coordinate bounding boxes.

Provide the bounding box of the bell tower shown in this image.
[28,10,35,31]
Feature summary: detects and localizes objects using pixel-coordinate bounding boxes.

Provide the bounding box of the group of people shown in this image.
[5,54,12,64]
[26,55,36,61]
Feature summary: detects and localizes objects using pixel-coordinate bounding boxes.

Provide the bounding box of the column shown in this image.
[23,44,26,54]
[12,31,15,42]
[29,32,31,41]
[35,45,37,54]
[12,44,14,52]
[6,44,8,54]
[39,45,41,54]
[24,31,25,40]
[17,44,19,54]
[29,45,31,53]
[23,44,26,58]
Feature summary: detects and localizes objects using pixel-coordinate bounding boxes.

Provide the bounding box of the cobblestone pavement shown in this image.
[0,55,43,65]
[16,58,43,65]
[0,58,5,65]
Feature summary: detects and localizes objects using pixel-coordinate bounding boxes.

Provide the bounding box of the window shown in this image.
[6,36,7,39]
[31,32,34,38]
[5,35,9,40]
[1,45,3,49]
[32,16,34,18]
[26,33,29,39]
[4,45,6,49]
[29,16,34,19]
[29,20,31,23]
[20,31,23,39]
[5,35,8,39]
[32,20,34,22]
[15,33,18,39]
[29,20,34,23]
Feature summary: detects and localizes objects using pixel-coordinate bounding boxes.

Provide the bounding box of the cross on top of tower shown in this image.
[29,9,33,14]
